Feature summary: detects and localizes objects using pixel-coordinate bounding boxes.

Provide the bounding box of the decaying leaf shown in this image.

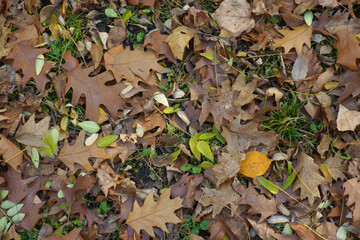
[15,114,50,147]
[165,26,196,61]
[126,189,183,237]
[212,0,255,37]
[292,152,326,205]
[343,177,360,225]
[58,131,109,172]
[0,134,23,171]
[274,25,312,54]
[336,104,360,131]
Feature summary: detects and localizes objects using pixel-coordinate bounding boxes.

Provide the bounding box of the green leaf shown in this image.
[0,216,7,232]
[50,128,60,145]
[225,56,233,71]
[137,30,145,42]
[282,173,296,190]
[35,54,44,76]
[163,105,179,114]
[189,135,201,160]
[98,135,118,147]
[1,200,16,209]
[58,189,64,198]
[180,163,193,172]
[337,222,349,240]
[197,141,214,161]
[304,11,313,26]
[121,9,132,22]
[282,223,293,235]
[199,220,209,231]
[170,149,181,163]
[199,133,216,141]
[7,204,24,217]
[0,190,9,200]
[257,176,279,194]
[4,222,10,234]
[40,146,54,158]
[43,135,57,156]
[105,8,119,18]
[12,213,25,223]
[200,161,214,170]
[31,147,40,168]
[45,181,52,188]
[199,53,214,61]
[77,121,100,133]
[192,166,202,174]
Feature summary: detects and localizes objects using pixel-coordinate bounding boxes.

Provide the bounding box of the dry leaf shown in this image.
[15,114,50,147]
[199,180,241,217]
[336,104,360,131]
[334,29,360,70]
[126,189,183,237]
[274,25,312,54]
[165,26,196,61]
[0,134,23,171]
[58,131,109,172]
[239,151,272,178]
[293,152,326,205]
[90,44,103,69]
[343,177,360,224]
[324,154,346,181]
[212,0,255,37]
[144,29,176,63]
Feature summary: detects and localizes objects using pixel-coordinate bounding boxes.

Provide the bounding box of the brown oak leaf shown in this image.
[337,70,360,102]
[126,189,182,237]
[343,177,360,225]
[104,45,164,84]
[58,130,109,172]
[274,24,312,54]
[15,114,50,147]
[198,180,241,217]
[6,40,53,91]
[324,154,346,181]
[18,189,44,231]
[293,152,326,205]
[334,29,360,70]
[0,134,23,171]
[63,51,126,120]
[144,29,176,63]
[234,183,277,222]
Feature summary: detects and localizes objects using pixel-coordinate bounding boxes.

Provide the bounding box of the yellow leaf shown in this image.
[239,151,272,178]
[197,141,214,161]
[165,26,196,60]
[273,25,312,55]
[320,164,332,183]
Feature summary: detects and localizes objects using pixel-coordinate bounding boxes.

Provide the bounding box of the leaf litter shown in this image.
[0,0,360,239]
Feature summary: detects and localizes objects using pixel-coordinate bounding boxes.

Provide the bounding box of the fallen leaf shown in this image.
[292,152,326,205]
[0,135,23,171]
[334,29,360,70]
[96,162,121,196]
[104,45,164,84]
[58,130,109,172]
[343,177,360,225]
[222,120,278,154]
[212,0,255,37]
[292,54,309,80]
[290,223,320,240]
[62,51,126,121]
[274,25,312,54]
[208,153,245,187]
[144,29,176,63]
[6,40,53,91]
[323,154,346,181]
[234,183,277,222]
[90,44,103,69]
[18,189,44,231]
[15,114,50,147]
[165,26,196,61]
[239,151,272,178]
[126,189,183,237]
[199,181,241,217]
[336,104,360,131]
[0,15,11,58]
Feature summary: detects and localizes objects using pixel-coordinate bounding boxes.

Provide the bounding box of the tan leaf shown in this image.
[126,189,183,237]
[15,114,50,147]
[234,183,277,222]
[292,152,326,205]
[0,135,23,171]
[209,153,245,187]
[104,45,164,84]
[274,25,312,54]
[96,162,121,196]
[336,104,360,131]
[324,154,346,181]
[0,15,11,58]
[334,29,360,71]
[343,177,360,224]
[90,44,103,69]
[58,130,109,172]
[165,26,196,61]
[212,0,255,37]
[199,180,241,217]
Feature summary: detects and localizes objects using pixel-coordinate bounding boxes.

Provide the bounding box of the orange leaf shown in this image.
[239,151,272,178]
